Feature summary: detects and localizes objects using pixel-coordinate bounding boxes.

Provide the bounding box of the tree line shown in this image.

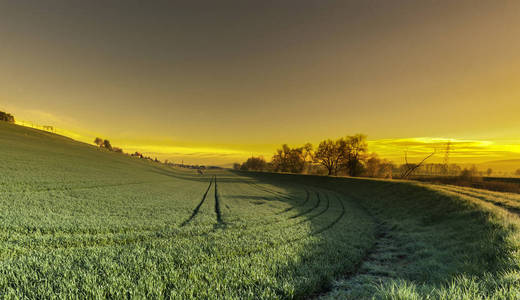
[235,134,395,178]
[93,137,123,153]
[234,134,520,179]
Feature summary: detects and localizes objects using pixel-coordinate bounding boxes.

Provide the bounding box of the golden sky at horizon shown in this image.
[2,1,520,168]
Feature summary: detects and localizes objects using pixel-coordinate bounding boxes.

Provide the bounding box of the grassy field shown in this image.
[1,122,520,299]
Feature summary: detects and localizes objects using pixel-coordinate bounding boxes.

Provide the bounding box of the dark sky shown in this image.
[2,1,520,164]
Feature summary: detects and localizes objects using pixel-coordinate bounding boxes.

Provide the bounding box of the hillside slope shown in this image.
[1,122,520,299]
[0,123,375,298]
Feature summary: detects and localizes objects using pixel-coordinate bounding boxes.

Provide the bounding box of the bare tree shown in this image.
[103,139,113,151]
[341,134,368,177]
[301,143,314,173]
[272,144,305,173]
[314,139,343,175]
[241,156,267,171]
[366,153,395,178]
[94,137,104,147]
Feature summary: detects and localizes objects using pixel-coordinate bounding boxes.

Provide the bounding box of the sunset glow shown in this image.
[2,1,520,169]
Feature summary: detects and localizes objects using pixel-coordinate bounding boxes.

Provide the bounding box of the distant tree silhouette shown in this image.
[113,147,123,153]
[516,169,520,176]
[340,134,368,177]
[94,137,104,147]
[301,143,314,173]
[486,168,493,177]
[365,153,395,178]
[0,111,15,123]
[271,145,305,173]
[103,139,113,151]
[314,139,343,175]
[241,157,267,171]
[460,165,481,181]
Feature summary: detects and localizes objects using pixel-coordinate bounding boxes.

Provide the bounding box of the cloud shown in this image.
[369,137,520,163]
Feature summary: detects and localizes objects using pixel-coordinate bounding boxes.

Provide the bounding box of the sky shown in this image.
[1,1,520,168]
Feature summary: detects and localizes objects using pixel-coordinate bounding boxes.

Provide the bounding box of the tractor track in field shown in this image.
[214,176,224,225]
[27,192,347,274]
[290,191,321,219]
[436,185,520,215]
[229,191,346,242]
[232,190,336,235]
[247,182,305,204]
[312,194,346,234]
[239,191,320,232]
[297,193,330,224]
[244,181,315,216]
[5,192,347,259]
[207,192,350,265]
[276,190,311,215]
[5,188,322,245]
[180,176,214,227]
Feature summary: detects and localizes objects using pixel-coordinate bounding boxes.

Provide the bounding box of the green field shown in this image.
[1,122,520,299]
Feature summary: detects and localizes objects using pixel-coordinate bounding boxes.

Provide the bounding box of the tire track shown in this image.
[436,185,520,215]
[312,194,346,234]
[244,181,311,216]
[296,193,330,224]
[9,191,347,263]
[214,176,224,225]
[276,189,310,215]
[180,176,214,226]
[247,182,302,202]
[290,191,321,219]
[202,192,351,267]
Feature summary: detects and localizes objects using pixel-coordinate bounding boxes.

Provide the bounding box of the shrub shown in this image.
[0,111,15,123]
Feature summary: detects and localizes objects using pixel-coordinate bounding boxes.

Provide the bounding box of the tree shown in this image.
[0,111,15,123]
[94,137,104,147]
[241,157,267,171]
[287,148,305,173]
[341,134,368,177]
[365,154,395,178]
[486,168,493,177]
[365,154,379,177]
[460,165,481,181]
[301,143,314,173]
[314,139,343,175]
[113,147,123,153]
[233,163,241,170]
[103,139,113,151]
[271,144,290,172]
[516,169,520,176]
[271,144,306,173]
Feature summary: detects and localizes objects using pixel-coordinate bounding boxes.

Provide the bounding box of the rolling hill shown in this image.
[1,122,520,299]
